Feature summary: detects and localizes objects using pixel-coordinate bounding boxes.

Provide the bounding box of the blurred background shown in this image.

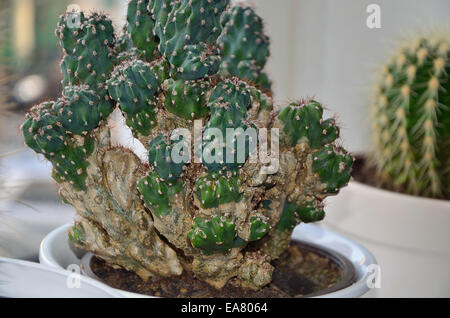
[0,0,449,294]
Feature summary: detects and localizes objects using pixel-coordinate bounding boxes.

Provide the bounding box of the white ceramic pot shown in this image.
[0,257,123,298]
[324,181,450,297]
[39,223,376,298]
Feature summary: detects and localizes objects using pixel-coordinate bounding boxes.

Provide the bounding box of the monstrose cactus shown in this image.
[372,35,450,199]
[22,0,353,291]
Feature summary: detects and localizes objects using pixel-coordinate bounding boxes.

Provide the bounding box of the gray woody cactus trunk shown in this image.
[22,0,353,290]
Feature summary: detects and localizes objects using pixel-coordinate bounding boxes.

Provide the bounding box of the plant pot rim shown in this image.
[293,240,356,296]
[79,238,356,298]
[349,180,450,204]
[40,223,376,298]
[0,257,123,298]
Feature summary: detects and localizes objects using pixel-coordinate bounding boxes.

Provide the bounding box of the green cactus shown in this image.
[163,78,211,119]
[68,222,86,245]
[22,99,97,190]
[248,215,270,241]
[138,172,183,216]
[276,100,353,194]
[22,1,353,292]
[150,57,171,86]
[107,58,158,137]
[312,145,354,194]
[50,137,94,190]
[194,171,242,209]
[22,102,66,156]
[148,134,187,181]
[277,101,339,149]
[56,12,115,90]
[218,5,271,91]
[125,0,159,61]
[372,35,450,199]
[203,79,255,171]
[147,0,174,40]
[157,0,228,80]
[188,215,237,255]
[277,200,325,232]
[113,31,132,57]
[296,200,326,223]
[54,85,112,135]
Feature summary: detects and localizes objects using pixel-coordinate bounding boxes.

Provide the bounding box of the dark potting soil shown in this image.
[91,242,349,298]
[351,156,384,188]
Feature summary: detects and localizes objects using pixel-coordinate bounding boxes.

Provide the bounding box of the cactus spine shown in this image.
[372,35,450,199]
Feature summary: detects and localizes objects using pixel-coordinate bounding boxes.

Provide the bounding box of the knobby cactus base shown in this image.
[23,0,353,291]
